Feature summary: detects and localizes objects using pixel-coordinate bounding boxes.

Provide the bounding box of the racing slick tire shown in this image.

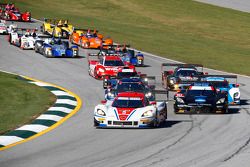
[94,118,99,127]
[34,45,39,53]
[43,49,53,58]
[8,34,12,44]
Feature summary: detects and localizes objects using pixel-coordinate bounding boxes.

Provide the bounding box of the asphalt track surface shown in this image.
[197,0,250,13]
[0,15,250,167]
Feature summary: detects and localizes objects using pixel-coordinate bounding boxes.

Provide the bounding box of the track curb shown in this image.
[0,73,82,151]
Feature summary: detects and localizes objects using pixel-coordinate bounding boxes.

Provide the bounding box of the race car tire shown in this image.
[94,68,100,79]
[43,49,53,58]
[34,45,38,53]
[94,118,99,127]
[8,34,12,44]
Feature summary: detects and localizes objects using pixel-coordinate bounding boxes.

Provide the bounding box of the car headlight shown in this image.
[144,78,148,82]
[142,110,153,117]
[216,98,225,104]
[97,109,106,116]
[107,92,114,97]
[145,92,152,98]
[169,79,174,84]
[176,97,184,103]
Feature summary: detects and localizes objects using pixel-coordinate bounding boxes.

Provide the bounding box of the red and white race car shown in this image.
[88,53,135,79]
[0,3,31,22]
[94,92,167,128]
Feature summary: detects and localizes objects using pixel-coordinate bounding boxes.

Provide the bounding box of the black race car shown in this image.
[161,63,206,91]
[174,82,228,114]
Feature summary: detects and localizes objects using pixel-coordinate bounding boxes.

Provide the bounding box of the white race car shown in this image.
[9,28,39,49]
[0,20,8,34]
[94,92,167,128]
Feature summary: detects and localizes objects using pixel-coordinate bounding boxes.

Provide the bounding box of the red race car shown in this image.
[0,3,31,22]
[88,53,135,80]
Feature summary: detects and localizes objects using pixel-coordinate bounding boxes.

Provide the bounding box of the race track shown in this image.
[0,12,250,167]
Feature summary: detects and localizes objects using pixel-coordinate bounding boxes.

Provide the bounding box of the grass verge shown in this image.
[3,0,250,75]
[0,72,56,134]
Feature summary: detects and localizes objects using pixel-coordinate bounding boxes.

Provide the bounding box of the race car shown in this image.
[88,53,135,79]
[105,77,156,101]
[102,69,153,89]
[41,19,74,38]
[0,20,8,34]
[94,92,167,128]
[34,37,78,58]
[161,63,207,91]
[69,28,113,49]
[8,28,39,49]
[0,3,31,22]
[99,44,144,66]
[174,82,228,114]
[200,75,240,105]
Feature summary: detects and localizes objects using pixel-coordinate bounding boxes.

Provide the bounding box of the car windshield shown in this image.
[187,89,214,96]
[112,98,144,108]
[104,60,124,66]
[176,70,197,77]
[117,72,138,78]
[117,83,145,92]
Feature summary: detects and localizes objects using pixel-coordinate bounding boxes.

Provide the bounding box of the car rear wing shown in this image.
[196,74,238,83]
[88,53,102,62]
[43,18,69,24]
[13,28,38,34]
[73,28,98,33]
[161,63,203,72]
[101,44,130,50]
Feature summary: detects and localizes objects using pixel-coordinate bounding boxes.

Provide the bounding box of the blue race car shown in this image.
[97,44,144,66]
[34,37,78,57]
[120,49,144,66]
[200,75,240,105]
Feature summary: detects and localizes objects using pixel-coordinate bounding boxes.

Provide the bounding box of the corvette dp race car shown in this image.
[88,53,135,79]
[94,92,167,128]
[174,82,229,114]
[8,28,39,49]
[200,75,240,105]
[105,77,156,101]
[34,37,78,58]
[102,69,151,89]
[161,63,207,91]
[41,19,74,38]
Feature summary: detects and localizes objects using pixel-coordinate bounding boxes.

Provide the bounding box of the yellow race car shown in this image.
[41,18,74,38]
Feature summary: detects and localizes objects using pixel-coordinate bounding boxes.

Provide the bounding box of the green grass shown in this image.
[2,0,250,75]
[0,72,56,134]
